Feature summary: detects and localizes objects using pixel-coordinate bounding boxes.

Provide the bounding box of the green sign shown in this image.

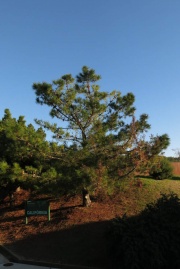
[25,200,50,224]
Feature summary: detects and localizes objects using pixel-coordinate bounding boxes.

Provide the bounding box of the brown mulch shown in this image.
[0,188,138,268]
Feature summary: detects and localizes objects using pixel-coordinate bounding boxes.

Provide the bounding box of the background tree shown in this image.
[0,109,61,204]
[172,148,180,161]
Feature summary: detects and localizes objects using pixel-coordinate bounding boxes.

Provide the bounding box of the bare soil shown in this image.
[171,162,180,175]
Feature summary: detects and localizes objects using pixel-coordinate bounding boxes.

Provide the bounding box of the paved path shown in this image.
[0,247,99,269]
[0,263,60,268]
[0,251,60,269]
[0,253,9,264]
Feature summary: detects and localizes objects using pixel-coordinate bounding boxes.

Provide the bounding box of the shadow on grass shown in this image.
[171,176,180,181]
[137,175,180,181]
[4,220,110,269]
[135,175,152,179]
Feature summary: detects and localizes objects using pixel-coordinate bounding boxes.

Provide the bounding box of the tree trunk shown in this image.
[9,192,15,209]
[82,188,91,207]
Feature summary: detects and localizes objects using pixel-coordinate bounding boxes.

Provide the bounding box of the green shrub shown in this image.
[149,157,173,179]
[106,193,180,269]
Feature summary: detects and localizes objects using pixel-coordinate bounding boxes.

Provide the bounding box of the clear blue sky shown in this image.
[0,0,180,156]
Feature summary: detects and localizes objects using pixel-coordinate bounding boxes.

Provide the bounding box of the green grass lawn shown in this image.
[117,176,180,216]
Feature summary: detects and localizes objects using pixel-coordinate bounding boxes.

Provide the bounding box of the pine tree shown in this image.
[32,66,170,199]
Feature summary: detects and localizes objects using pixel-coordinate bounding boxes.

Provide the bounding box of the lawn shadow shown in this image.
[135,175,152,179]
[4,220,110,269]
[171,176,180,181]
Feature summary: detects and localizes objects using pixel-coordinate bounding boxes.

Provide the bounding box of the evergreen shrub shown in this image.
[149,157,173,179]
[106,193,180,269]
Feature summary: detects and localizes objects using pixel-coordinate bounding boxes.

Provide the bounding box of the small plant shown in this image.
[149,157,173,179]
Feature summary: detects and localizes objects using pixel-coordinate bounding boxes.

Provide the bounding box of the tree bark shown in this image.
[82,188,91,207]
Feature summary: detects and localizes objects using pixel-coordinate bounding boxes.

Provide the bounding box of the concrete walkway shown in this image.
[0,246,100,269]
[0,253,9,264]
[0,250,60,269]
[0,263,60,268]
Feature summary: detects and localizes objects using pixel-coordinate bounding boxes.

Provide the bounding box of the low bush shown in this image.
[149,157,173,179]
[106,193,180,269]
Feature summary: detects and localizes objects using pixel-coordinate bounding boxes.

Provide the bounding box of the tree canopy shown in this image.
[32,66,170,194]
